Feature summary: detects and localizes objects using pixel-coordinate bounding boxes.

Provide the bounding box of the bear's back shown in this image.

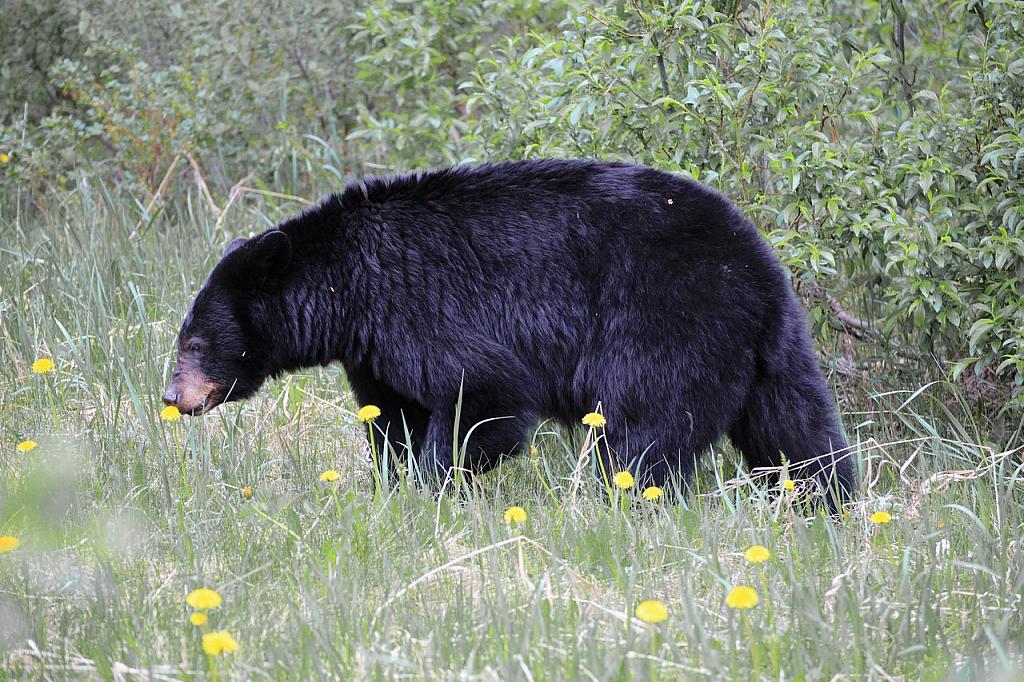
[337,160,767,256]
[329,161,781,362]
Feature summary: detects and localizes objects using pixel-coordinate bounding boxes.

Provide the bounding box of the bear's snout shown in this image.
[162,369,222,415]
[161,387,181,407]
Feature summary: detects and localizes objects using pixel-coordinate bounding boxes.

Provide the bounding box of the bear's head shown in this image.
[162,230,291,415]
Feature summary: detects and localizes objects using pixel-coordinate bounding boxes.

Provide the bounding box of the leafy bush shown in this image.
[2,0,1023,411]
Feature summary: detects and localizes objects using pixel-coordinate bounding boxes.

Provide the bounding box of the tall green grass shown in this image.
[1,184,1022,680]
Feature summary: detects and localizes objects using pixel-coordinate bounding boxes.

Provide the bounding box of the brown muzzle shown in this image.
[162,368,221,415]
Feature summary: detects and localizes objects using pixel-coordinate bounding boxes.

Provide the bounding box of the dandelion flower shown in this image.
[202,630,239,656]
[0,536,19,553]
[613,471,635,489]
[581,412,606,428]
[782,479,795,491]
[869,511,892,525]
[504,506,527,524]
[725,585,759,609]
[319,469,341,483]
[31,358,55,374]
[529,444,539,458]
[16,440,38,453]
[240,486,253,499]
[357,405,382,422]
[186,588,222,611]
[160,405,181,422]
[190,612,207,626]
[642,486,662,501]
[0,153,9,164]
[744,545,771,564]
[635,599,669,624]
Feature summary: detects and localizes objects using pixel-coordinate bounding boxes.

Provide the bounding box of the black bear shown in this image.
[163,160,855,507]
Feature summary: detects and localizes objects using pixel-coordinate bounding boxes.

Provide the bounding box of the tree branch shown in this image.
[827,293,871,336]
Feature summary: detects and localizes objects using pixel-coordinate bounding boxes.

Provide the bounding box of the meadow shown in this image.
[0,185,1021,680]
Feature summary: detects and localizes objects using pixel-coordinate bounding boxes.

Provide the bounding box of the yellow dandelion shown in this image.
[744,545,771,564]
[0,536,19,553]
[202,630,239,656]
[190,611,207,626]
[725,585,759,609]
[782,479,795,491]
[635,599,669,624]
[160,405,181,422]
[869,510,892,525]
[529,444,539,458]
[240,486,253,499]
[581,412,606,428]
[504,506,527,524]
[31,357,55,374]
[642,486,663,501]
[613,471,635,489]
[186,588,222,611]
[357,404,382,422]
[319,469,341,483]
[0,153,9,164]
[16,440,38,453]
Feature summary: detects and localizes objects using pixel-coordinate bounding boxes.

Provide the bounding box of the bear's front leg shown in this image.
[346,364,431,483]
[420,400,536,487]
[417,347,538,487]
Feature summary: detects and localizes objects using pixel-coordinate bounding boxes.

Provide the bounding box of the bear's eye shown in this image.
[188,339,205,353]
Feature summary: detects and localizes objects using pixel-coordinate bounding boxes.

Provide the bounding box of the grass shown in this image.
[1,183,1023,680]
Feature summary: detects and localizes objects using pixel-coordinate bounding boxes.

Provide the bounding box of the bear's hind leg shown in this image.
[728,352,855,512]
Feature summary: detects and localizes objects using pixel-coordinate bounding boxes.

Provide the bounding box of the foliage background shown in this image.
[3,0,1023,419]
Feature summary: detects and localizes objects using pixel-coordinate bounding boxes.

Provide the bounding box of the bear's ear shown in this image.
[245,231,292,274]
[223,237,247,257]
[221,230,291,287]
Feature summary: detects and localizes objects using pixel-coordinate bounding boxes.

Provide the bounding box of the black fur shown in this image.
[171,160,856,507]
